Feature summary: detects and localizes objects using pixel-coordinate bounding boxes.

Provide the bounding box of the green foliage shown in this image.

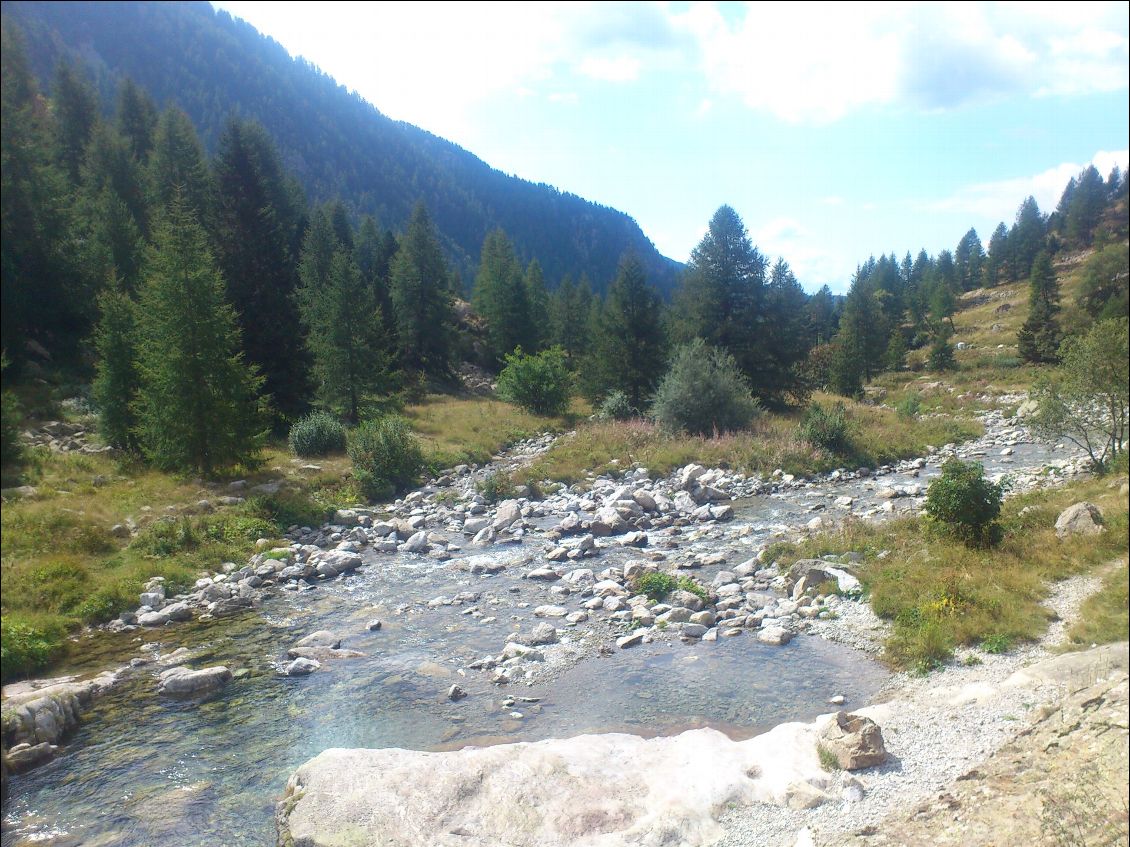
[473,228,531,366]
[0,617,67,682]
[895,394,922,420]
[927,334,957,372]
[817,744,841,772]
[1031,317,1129,472]
[134,196,266,473]
[584,253,666,409]
[676,575,710,602]
[348,415,424,501]
[1078,243,1128,322]
[496,346,572,416]
[797,401,851,453]
[298,213,389,422]
[650,339,760,436]
[476,471,515,504]
[631,570,678,601]
[288,410,346,457]
[390,202,456,377]
[92,281,140,450]
[1017,252,1061,364]
[884,329,908,372]
[923,459,1004,547]
[596,390,636,422]
[980,633,1011,654]
[1,354,24,471]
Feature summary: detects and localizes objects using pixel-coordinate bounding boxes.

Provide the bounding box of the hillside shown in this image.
[1,0,681,295]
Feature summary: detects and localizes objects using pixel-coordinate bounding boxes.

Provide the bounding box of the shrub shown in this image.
[0,617,67,682]
[477,471,515,504]
[923,459,1004,547]
[928,336,956,372]
[632,571,678,601]
[348,415,424,501]
[288,411,347,457]
[496,346,571,416]
[676,575,710,602]
[596,390,635,422]
[895,394,922,420]
[797,402,851,453]
[650,340,760,435]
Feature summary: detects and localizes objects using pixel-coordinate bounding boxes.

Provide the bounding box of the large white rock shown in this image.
[1054,502,1105,539]
[278,725,834,847]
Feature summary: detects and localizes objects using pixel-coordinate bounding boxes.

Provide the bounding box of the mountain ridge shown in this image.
[2,0,681,295]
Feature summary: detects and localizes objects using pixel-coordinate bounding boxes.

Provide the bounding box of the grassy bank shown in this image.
[1,395,569,682]
[767,469,1130,672]
[516,392,980,486]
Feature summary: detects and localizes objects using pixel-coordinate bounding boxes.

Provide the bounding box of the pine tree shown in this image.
[92,276,140,450]
[85,187,146,293]
[473,228,529,365]
[838,269,887,381]
[585,253,666,409]
[954,228,984,292]
[807,285,839,344]
[550,275,593,364]
[761,258,814,404]
[1008,196,1045,281]
[389,202,455,376]
[354,215,396,336]
[134,197,265,473]
[884,329,908,372]
[1064,165,1107,247]
[116,78,158,162]
[674,205,767,382]
[150,107,213,222]
[983,223,1009,287]
[1017,252,1062,364]
[298,249,388,423]
[52,61,99,184]
[523,259,551,352]
[214,119,310,420]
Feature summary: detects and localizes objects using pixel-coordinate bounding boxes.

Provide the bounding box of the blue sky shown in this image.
[213,1,1128,292]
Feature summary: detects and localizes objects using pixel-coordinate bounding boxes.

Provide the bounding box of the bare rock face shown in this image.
[818,711,887,770]
[277,725,839,847]
[1054,502,1105,540]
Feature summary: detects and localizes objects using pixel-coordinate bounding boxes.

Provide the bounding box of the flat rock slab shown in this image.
[278,725,838,847]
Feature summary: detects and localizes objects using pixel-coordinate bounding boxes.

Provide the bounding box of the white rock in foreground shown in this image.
[278,722,840,847]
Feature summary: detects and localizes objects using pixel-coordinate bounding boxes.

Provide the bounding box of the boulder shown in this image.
[156,666,232,697]
[527,622,559,646]
[818,711,887,770]
[491,500,522,532]
[1054,502,1105,540]
[293,630,341,650]
[285,658,321,677]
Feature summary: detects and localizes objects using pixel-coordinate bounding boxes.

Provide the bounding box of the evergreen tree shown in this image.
[1,26,81,365]
[807,285,839,344]
[52,61,99,184]
[761,258,814,404]
[150,107,213,221]
[983,223,1008,287]
[1008,196,1045,281]
[585,253,666,409]
[1064,165,1107,247]
[830,331,864,398]
[92,276,140,450]
[298,250,387,423]
[134,197,265,473]
[1017,252,1062,364]
[116,78,158,162]
[389,202,455,376]
[82,124,152,238]
[954,228,984,292]
[85,187,146,293]
[523,259,551,352]
[837,268,886,381]
[472,228,529,365]
[674,205,767,383]
[550,274,593,364]
[884,329,908,372]
[214,118,309,420]
[354,215,396,336]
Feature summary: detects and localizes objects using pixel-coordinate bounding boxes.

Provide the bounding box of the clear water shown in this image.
[1,425,1079,846]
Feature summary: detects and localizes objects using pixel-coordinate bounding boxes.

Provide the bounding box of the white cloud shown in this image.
[577,55,642,82]
[671,1,1128,124]
[926,149,1129,221]
[755,217,850,291]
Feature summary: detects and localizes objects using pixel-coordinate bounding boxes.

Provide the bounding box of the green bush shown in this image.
[0,617,67,682]
[632,570,678,601]
[477,471,515,504]
[928,336,956,372]
[596,390,636,422]
[650,340,760,435]
[896,394,922,420]
[288,410,347,457]
[924,459,1004,547]
[496,346,571,416]
[797,402,851,453]
[348,415,424,501]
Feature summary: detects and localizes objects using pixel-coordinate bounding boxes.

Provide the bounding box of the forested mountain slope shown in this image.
[3,0,680,294]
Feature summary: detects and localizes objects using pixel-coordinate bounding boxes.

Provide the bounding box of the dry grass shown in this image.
[1066,559,1129,649]
[517,393,980,485]
[767,471,1129,671]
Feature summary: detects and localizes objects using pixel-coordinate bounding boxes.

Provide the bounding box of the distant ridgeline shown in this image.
[3,0,681,296]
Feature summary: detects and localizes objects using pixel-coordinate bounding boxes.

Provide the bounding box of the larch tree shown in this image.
[1017,252,1062,364]
[134,196,265,473]
[389,202,455,377]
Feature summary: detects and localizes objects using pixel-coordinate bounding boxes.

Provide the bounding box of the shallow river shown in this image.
[0,418,1080,846]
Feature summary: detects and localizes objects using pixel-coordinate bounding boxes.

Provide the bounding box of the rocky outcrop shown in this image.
[277,720,850,847]
[818,711,887,770]
[1,672,119,773]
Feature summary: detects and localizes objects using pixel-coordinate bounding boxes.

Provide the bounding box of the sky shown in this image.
[212,1,1129,293]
